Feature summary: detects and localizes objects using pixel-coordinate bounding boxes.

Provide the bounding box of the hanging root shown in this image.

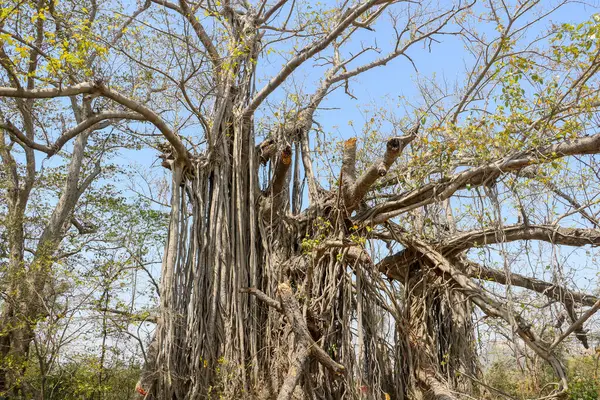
[243,283,346,386]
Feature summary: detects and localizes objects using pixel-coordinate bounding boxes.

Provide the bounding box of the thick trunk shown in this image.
[146,139,479,399]
[140,13,476,398]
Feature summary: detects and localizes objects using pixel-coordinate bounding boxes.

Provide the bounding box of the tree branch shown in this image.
[176,0,221,74]
[259,0,289,23]
[443,224,600,255]
[240,287,282,312]
[242,284,345,378]
[519,167,599,227]
[0,82,96,98]
[1,111,145,155]
[0,81,191,164]
[244,0,390,117]
[277,283,345,376]
[378,224,600,308]
[96,82,191,165]
[71,218,98,235]
[350,128,417,209]
[358,131,600,224]
[550,297,600,350]
[96,308,158,323]
[456,258,599,308]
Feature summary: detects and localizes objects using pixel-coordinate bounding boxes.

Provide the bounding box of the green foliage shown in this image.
[484,354,600,399]
[301,216,332,253]
[567,355,600,400]
[24,356,140,400]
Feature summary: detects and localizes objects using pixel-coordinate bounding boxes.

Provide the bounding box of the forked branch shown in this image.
[342,124,418,210]
[1,111,145,156]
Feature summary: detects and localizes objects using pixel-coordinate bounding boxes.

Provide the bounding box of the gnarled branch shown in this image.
[242,283,345,377]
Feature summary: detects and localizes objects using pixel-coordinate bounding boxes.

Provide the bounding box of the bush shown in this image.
[484,353,599,399]
[24,356,141,400]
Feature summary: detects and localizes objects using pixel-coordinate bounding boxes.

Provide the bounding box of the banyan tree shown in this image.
[1,0,600,399]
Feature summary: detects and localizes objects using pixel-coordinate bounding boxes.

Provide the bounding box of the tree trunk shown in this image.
[142,118,480,399]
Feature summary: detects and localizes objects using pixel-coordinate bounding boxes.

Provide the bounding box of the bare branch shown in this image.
[399,236,568,389]
[96,82,191,164]
[456,258,599,308]
[277,283,345,376]
[244,0,390,117]
[0,81,96,98]
[443,224,600,255]
[96,308,158,323]
[71,218,97,235]
[176,0,221,74]
[259,0,289,24]
[240,287,282,311]
[550,298,600,350]
[0,81,190,163]
[243,283,345,378]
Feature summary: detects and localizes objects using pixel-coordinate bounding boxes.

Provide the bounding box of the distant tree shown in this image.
[0,0,163,396]
[1,1,600,399]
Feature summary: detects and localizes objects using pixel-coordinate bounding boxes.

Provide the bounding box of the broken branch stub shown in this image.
[265,145,293,199]
[347,127,417,210]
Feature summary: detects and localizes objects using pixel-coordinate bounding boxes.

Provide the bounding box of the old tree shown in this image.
[1,0,600,398]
